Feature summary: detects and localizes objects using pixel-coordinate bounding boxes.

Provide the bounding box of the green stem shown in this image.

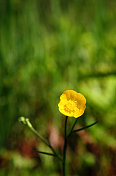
[37,150,56,157]
[19,117,62,161]
[68,121,97,137]
[31,125,62,161]
[63,116,68,176]
[69,118,78,136]
[30,124,50,146]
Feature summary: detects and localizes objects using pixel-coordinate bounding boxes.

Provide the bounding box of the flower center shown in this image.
[64,100,77,114]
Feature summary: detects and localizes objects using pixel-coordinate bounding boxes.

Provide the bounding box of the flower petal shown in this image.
[58,90,86,118]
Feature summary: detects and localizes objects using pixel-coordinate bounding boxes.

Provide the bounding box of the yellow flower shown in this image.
[58,90,86,118]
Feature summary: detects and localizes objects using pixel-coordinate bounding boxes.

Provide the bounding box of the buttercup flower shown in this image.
[58,90,86,118]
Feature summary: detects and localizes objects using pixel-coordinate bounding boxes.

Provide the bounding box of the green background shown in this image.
[0,0,116,175]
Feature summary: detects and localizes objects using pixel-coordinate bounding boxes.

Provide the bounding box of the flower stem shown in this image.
[31,124,62,160]
[37,150,56,157]
[68,121,98,137]
[69,118,78,136]
[63,116,68,176]
[19,117,62,161]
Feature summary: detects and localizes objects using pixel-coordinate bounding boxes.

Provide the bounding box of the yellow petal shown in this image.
[58,90,86,118]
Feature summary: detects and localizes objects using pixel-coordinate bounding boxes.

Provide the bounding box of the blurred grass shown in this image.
[0,0,116,175]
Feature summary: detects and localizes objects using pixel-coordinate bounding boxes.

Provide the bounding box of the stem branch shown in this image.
[68,118,78,137]
[19,117,62,161]
[68,121,97,137]
[37,150,56,157]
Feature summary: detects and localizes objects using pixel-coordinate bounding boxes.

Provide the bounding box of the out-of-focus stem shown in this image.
[19,117,62,161]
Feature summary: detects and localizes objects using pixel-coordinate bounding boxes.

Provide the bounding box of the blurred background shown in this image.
[0,0,116,175]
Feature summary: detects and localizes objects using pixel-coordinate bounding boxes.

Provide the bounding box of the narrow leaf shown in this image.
[37,150,56,157]
[68,121,98,137]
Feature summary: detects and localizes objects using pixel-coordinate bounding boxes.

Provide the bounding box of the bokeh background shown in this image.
[0,0,116,175]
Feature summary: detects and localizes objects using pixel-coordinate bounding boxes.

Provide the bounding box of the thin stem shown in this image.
[31,125,50,146]
[63,116,68,176]
[68,118,78,137]
[68,121,97,137]
[37,150,56,157]
[31,125,62,161]
[19,117,62,161]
